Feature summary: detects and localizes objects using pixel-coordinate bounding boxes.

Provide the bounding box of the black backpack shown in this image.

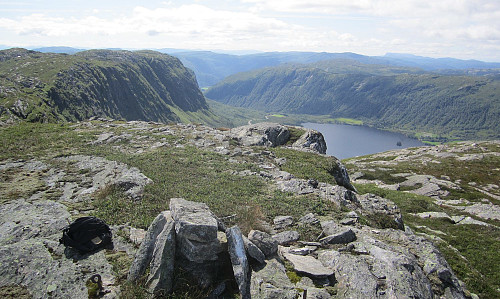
[60,216,113,253]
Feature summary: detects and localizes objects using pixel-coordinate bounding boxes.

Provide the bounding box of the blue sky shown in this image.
[1,0,499,61]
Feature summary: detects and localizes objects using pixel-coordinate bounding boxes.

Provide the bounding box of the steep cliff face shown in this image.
[0,49,208,124]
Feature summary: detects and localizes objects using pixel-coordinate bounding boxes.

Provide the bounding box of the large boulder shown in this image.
[291,128,327,154]
[230,123,290,147]
[169,198,222,262]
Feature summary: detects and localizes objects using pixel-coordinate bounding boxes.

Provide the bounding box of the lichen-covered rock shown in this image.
[280,246,334,278]
[170,198,221,262]
[357,193,404,230]
[250,258,299,299]
[320,221,357,245]
[169,198,218,243]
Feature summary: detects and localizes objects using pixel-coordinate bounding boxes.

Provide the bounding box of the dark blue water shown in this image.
[302,123,427,159]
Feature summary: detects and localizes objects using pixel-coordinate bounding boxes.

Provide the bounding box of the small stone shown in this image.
[340,218,357,226]
[274,215,293,229]
[243,235,265,264]
[248,230,278,257]
[320,229,356,245]
[299,213,319,225]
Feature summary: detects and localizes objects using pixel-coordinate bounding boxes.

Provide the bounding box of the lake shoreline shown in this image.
[302,122,428,160]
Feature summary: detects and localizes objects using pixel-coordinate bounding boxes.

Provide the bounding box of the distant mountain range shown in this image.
[26,47,500,87]
[0,48,209,124]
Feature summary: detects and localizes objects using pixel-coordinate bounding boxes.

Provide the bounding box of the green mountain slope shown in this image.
[0,48,208,124]
[205,63,500,140]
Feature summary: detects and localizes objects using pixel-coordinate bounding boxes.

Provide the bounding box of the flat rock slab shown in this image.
[169,198,218,242]
[280,247,333,278]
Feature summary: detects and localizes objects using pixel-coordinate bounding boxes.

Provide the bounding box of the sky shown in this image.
[0,0,499,61]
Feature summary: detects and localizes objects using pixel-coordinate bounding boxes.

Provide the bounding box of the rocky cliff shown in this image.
[0,121,497,298]
[0,48,208,124]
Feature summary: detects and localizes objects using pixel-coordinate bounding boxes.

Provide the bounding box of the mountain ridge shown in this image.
[0,48,208,124]
[205,63,500,141]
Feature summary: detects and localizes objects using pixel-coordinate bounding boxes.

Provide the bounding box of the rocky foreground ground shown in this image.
[0,120,498,298]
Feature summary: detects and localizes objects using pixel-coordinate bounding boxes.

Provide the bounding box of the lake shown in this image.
[301,122,427,159]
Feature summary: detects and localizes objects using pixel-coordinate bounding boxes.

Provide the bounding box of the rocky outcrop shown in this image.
[230,122,290,147]
[291,128,327,154]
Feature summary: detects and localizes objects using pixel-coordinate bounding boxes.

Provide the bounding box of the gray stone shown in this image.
[146,211,176,296]
[340,218,357,225]
[230,123,290,147]
[226,226,250,299]
[324,156,356,192]
[176,233,223,263]
[298,213,319,225]
[280,247,334,278]
[248,230,278,258]
[288,247,314,256]
[128,211,170,282]
[169,198,218,243]
[250,258,299,299]
[243,235,265,263]
[57,155,152,201]
[320,222,356,245]
[272,230,300,245]
[274,215,293,230]
[291,128,327,154]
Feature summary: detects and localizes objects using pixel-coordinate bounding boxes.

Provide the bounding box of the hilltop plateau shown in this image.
[0,120,498,298]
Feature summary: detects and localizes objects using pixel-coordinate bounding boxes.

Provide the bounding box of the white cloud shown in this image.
[0,1,498,60]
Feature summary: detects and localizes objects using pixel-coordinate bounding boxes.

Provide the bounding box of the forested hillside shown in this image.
[0,48,209,124]
[205,62,500,140]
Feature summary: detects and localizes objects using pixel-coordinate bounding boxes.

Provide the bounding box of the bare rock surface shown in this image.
[280,246,334,278]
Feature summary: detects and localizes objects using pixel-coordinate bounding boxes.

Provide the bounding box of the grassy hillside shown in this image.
[205,63,500,141]
[0,48,208,124]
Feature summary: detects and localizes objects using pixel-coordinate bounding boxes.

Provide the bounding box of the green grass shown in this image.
[271,147,339,185]
[328,118,363,125]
